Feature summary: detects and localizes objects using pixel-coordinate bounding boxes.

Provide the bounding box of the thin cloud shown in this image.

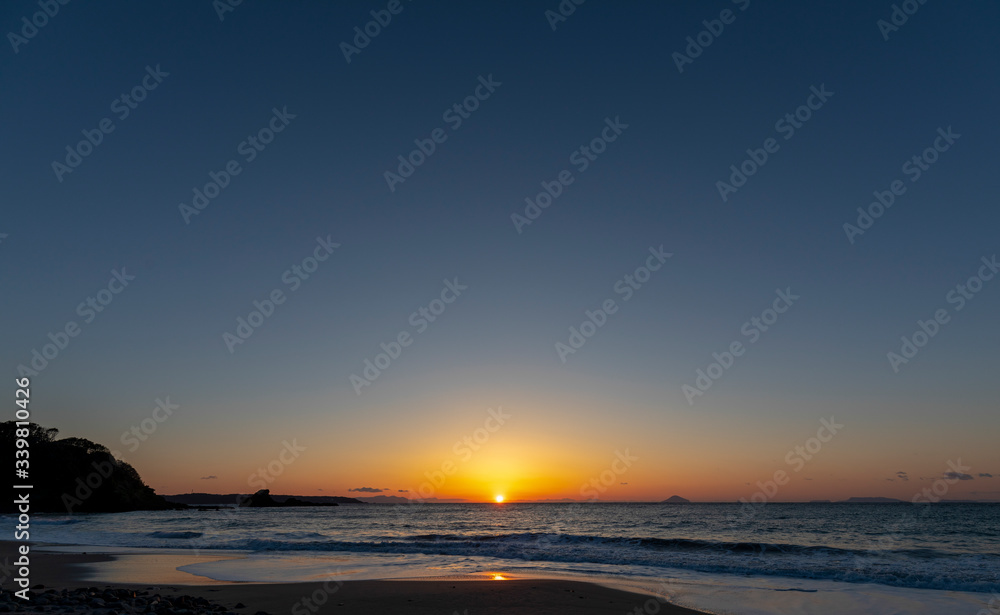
[979,473,994,478]
[349,487,385,493]
[200,475,217,480]
[944,472,974,481]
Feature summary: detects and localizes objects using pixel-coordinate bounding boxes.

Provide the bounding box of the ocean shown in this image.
[21,502,1000,614]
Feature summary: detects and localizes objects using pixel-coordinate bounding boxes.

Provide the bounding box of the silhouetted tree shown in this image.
[1,422,178,513]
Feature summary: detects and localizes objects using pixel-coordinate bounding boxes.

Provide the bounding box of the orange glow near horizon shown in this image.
[104,385,1000,503]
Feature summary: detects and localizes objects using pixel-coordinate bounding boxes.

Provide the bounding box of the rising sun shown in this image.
[494,495,505,503]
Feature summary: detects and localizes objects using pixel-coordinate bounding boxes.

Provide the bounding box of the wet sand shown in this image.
[0,542,708,614]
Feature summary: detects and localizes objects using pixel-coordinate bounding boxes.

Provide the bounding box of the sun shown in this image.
[494,494,505,503]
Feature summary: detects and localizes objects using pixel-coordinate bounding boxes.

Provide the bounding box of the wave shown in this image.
[33,518,83,526]
[290,532,965,559]
[148,531,203,539]
[169,532,997,593]
[30,515,1000,594]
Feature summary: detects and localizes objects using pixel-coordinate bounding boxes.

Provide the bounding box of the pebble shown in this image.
[0,588,271,615]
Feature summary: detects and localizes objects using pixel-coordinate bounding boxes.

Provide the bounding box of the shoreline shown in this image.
[0,542,709,614]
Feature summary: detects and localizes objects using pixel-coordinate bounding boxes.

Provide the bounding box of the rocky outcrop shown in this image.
[0,422,177,513]
[238,489,339,507]
[239,489,283,507]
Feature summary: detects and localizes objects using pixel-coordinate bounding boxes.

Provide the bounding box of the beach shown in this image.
[0,542,707,615]
[9,503,998,615]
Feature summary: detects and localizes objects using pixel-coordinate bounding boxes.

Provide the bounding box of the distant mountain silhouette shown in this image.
[839,497,905,503]
[661,495,691,504]
[165,492,365,506]
[0,422,176,513]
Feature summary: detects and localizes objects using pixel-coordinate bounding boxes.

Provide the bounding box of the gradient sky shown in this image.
[2,1,998,502]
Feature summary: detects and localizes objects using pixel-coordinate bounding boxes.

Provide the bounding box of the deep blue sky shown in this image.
[2,1,998,499]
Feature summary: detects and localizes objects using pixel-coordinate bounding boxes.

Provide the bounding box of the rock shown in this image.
[237,490,281,508]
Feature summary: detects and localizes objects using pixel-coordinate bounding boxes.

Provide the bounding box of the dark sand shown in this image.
[0,542,707,614]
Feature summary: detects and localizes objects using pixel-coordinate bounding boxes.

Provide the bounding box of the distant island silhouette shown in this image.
[237,489,341,507]
[165,492,365,506]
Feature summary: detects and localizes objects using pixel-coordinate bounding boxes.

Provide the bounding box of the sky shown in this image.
[2,1,998,503]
